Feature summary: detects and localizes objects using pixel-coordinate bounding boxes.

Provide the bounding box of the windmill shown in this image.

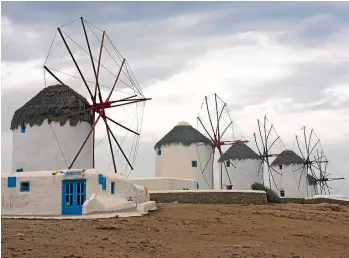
[295,126,345,195]
[42,17,150,176]
[196,93,248,189]
[253,115,286,190]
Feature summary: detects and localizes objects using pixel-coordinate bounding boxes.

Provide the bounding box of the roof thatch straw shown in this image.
[218,142,259,162]
[154,122,212,149]
[271,150,304,166]
[11,84,92,130]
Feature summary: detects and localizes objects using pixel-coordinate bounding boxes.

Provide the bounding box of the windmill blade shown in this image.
[268,166,280,190]
[257,159,264,177]
[298,166,306,190]
[253,133,265,160]
[295,135,306,160]
[257,119,267,157]
[68,114,101,169]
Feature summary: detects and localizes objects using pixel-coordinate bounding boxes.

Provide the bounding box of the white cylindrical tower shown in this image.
[154,121,213,189]
[270,150,311,198]
[218,142,263,190]
[11,84,94,172]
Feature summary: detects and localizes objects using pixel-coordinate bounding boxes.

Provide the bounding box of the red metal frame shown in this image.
[197,93,249,189]
[44,17,151,173]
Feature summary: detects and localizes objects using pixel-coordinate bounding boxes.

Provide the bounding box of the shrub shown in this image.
[251,182,283,204]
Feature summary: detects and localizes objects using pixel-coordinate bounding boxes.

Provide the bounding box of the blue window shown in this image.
[20,181,30,192]
[16,168,24,172]
[111,182,115,194]
[8,177,16,187]
[196,182,200,189]
[98,174,103,184]
[157,149,162,156]
[102,176,106,191]
[192,160,198,167]
[21,126,26,133]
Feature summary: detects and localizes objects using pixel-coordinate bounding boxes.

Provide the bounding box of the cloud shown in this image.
[1,2,348,196]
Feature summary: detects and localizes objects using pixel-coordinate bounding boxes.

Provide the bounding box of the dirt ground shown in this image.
[2,203,349,258]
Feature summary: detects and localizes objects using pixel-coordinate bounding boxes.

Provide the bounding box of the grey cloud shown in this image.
[1,85,44,132]
[224,60,349,114]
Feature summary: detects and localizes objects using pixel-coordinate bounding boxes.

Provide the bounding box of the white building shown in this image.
[10,84,93,172]
[1,169,156,217]
[154,121,214,189]
[270,150,316,198]
[218,142,263,190]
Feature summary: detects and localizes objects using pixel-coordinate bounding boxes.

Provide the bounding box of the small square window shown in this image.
[8,177,16,187]
[226,161,230,167]
[21,126,26,133]
[20,181,30,192]
[111,182,115,194]
[192,160,198,167]
[157,149,162,156]
[280,189,285,197]
[279,164,283,170]
[16,168,24,172]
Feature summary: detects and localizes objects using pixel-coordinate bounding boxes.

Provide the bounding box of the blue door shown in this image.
[62,179,86,215]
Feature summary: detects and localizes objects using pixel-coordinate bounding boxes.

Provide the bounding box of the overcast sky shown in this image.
[2,2,348,195]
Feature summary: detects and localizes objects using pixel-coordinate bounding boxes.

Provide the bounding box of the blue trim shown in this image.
[8,177,16,187]
[62,179,86,215]
[16,168,24,172]
[111,182,115,194]
[98,174,103,184]
[192,160,198,167]
[20,181,30,192]
[102,176,107,191]
[157,149,162,156]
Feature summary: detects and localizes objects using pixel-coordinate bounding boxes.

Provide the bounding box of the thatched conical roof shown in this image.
[154,121,212,149]
[11,84,92,130]
[218,142,259,162]
[271,150,304,166]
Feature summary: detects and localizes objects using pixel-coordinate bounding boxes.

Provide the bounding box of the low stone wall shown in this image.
[149,190,267,205]
[284,197,349,206]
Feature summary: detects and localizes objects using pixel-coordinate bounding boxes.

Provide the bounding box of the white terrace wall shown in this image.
[155,143,213,189]
[271,164,310,198]
[220,159,263,190]
[12,119,93,173]
[1,169,149,216]
[130,177,198,191]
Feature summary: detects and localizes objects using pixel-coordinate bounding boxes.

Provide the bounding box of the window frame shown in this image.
[20,181,30,192]
[111,182,115,194]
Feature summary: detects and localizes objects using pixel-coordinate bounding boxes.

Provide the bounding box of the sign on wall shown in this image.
[63,170,84,180]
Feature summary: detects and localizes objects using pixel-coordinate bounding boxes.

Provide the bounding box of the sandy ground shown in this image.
[2,203,349,258]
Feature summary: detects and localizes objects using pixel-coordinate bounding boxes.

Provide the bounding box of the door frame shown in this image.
[61,179,86,215]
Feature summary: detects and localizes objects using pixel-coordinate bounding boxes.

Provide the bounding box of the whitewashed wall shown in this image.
[219,159,263,190]
[12,119,93,172]
[1,169,150,216]
[271,164,311,198]
[155,143,213,189]
[130,177,198,191]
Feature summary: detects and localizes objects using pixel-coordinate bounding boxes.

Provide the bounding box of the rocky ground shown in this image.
[2,203,349,258]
